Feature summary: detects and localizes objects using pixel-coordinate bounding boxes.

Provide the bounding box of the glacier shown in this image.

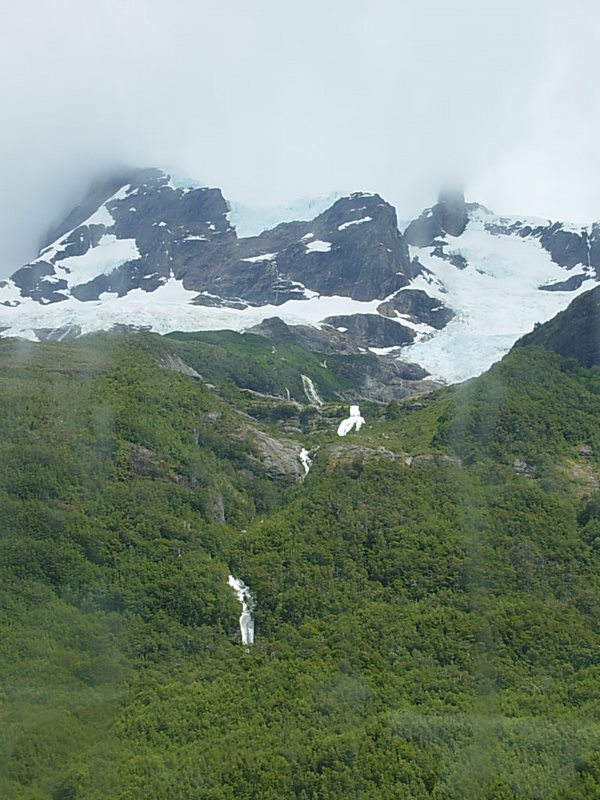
[402,207,597,383]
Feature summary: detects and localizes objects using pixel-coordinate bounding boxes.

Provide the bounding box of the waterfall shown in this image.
[300,447,313,475]
[227,575,255,645]
[301,374,323,407]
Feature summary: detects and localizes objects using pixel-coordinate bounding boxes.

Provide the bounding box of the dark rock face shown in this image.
[590,225,600,275]
[182,193,415,305]
[403,212,441,249]
[11,174,417,309]
[349,358,432,402]
[513,458,537,478]
[430,244,468,270]
[377,289,454,329]
[537,225,589,270]
[246,316,432,401]
[241,428,305,483]
[33,325,82,342]
[438,189,469,237]
[539,274,590,292]
[512,220,599,275]
[513,220,597,273]
[157,353,202,380]
[322,313,415,348]
[249,314,413,352]
[273,194,417,301]
[515,285,600,367]
[247,317,352,353]
[11,260,68,304]
[404,189,469,247]
[130,445,160,477]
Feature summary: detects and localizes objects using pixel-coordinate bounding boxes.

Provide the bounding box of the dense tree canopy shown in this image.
[1,332,600,798]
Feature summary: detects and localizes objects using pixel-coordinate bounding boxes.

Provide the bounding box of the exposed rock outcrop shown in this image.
[404,189,469,247]
[377,289,455,329]
[514,285,600,368]
[11,173,417,308]
[322,313,415,348]
[157,353,203,380]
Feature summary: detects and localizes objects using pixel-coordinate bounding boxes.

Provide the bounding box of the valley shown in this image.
[2,295,600,798]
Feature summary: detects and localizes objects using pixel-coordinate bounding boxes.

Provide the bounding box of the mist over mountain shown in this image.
[2,2,600,280]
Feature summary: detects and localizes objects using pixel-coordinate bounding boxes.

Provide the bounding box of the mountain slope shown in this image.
[1,171,599,386]
[1,168,416,308]
[401,196,600,382]
[2,297,600,798]
[515,283,600,367]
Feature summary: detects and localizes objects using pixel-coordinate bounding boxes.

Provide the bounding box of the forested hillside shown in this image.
[2,322,600,799]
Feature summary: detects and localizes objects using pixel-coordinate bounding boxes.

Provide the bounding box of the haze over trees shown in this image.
[2,294,600,797]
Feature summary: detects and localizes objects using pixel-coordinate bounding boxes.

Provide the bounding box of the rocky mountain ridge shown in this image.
[1,168,598,384]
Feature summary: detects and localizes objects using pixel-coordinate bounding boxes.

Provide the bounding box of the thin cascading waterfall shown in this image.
[227,575,255,646]
[300,447,313,475]
[301,374,323,407]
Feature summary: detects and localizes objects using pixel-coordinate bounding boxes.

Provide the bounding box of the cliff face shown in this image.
[514,284,600,368]
[7,172,416,308]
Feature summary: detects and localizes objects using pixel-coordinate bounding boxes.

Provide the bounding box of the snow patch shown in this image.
[338,216,372,231]
[306,240,332,254]
[0,287,385,342]
[241,252,278,263]
[112,184,133,201]
[369,346,403,355]
[226,192,342,238]
[402,208,599,383]
[84,204,115,228]
[337,405,365,437]
[55,235,140,288]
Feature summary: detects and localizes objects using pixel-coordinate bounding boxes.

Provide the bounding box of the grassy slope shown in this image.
[1,332,600,798]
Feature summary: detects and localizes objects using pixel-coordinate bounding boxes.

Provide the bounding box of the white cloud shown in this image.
[1,0,599,276]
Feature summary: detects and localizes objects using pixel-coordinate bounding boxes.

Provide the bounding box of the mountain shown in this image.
[514,283,600,368]
[7,167,415,306]
[1,168,599,384]
[2,288,600,798]
[400,192,600,382]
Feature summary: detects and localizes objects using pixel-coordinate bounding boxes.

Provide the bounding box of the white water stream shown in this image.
[301,374,323,406]
[299,447,313,475]
[228,575,255,645]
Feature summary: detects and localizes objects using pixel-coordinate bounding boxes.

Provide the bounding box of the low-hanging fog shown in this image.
[1,0,599,277]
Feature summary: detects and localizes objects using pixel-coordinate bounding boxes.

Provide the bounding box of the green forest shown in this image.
[1,327,600,799]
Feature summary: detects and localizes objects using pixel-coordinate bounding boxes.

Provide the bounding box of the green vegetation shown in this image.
[1,331,600,798]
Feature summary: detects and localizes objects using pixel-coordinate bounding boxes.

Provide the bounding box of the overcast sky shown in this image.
[1,0,599,276]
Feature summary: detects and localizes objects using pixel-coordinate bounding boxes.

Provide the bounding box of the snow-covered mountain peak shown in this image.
[401,198,600,382]
[1,172,599,388]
